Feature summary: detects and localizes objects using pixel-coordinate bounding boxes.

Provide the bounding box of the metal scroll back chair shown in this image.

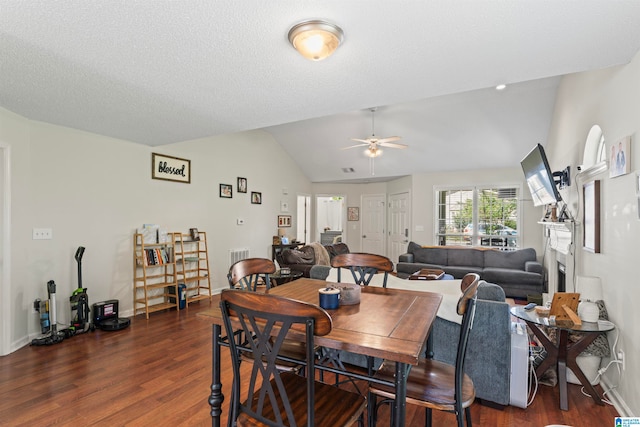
[228,258,276,291]
[227,257,305,373]
[330,253,394,287]
[369,273,480,427]
[220,289,367,427]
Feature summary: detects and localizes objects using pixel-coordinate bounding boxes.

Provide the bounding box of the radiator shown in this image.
[229,248,250,266]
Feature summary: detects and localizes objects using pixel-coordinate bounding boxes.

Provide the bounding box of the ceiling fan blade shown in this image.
[350,138,373,144]
[379,140,408,149]
[376,136,402,144]
[342,143,369,150]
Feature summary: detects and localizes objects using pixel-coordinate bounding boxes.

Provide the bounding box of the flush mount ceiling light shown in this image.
[288,20,344,61]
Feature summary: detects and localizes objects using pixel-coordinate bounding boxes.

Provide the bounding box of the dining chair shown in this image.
[330,253,394,287]
[369,272,480,427]
[220,289,367,427]
[227,257,306,373]
[228,257,276,291]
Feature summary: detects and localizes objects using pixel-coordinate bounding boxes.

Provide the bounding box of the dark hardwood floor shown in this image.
[0,297,619,426]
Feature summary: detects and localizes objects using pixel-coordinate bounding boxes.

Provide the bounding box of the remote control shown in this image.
[524,302,537,311]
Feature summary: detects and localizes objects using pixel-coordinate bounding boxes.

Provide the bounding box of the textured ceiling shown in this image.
[2,1,640,182]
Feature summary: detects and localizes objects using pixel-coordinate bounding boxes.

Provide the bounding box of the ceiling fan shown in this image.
[343,108,408,174]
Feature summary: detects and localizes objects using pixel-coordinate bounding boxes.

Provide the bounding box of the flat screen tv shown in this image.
[521,144,562,206]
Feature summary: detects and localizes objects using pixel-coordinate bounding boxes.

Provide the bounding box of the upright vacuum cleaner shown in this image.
[69,246,92,334]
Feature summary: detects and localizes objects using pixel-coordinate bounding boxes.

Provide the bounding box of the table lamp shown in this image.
[575,275,603,322]
[278,228,289,244]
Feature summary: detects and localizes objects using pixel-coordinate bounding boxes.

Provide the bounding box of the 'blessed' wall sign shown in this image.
[152,153,191,183]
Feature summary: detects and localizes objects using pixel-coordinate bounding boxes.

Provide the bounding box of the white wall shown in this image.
[545,52,640,416]
[0,109,311,353]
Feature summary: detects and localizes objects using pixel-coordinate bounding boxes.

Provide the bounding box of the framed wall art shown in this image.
[347,207,359,221]
[278,215,291,227]
[220,183,232,198]
[152,153,191,183]
[251,191,262,204]
[609,135,631,178]
[237,177,247,193]
[583,180,601,253]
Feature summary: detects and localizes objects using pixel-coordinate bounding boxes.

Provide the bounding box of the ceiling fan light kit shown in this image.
[343,108,408,175]
[288,20,344,61]
[365,147,382,158]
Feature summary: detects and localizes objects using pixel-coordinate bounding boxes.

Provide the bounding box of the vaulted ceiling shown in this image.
[2,1,640,182]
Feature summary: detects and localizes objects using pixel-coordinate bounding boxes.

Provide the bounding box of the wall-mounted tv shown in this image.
[521,144,562,206]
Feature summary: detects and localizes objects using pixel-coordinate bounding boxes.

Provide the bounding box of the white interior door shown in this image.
[388,192,411,264]
[361,194,386,255]
[296,195,311,244]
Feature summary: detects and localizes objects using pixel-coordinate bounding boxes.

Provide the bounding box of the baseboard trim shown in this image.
[600,375,631,417]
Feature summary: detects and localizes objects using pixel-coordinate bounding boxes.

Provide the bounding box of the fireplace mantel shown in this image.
[541,220,577,294]
[539,220,577,255]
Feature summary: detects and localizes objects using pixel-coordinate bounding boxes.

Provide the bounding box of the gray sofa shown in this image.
[397,242,545,299]
[312,264,512,408]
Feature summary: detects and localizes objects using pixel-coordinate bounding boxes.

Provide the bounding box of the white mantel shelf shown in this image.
[537,220,579,232]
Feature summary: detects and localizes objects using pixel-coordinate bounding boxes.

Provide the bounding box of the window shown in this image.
[435,186,520,249]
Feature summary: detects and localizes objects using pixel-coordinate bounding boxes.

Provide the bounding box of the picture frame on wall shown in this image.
[220,183,232,198]
[347,207,359,221]
[609,135,631,178]
[583,180,601,253]
[278,215,291,227]
[237,177,247,193]
[251,191,262,204]
[151,153,191,183]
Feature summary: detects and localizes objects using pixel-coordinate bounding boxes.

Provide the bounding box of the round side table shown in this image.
[270,270,303,287]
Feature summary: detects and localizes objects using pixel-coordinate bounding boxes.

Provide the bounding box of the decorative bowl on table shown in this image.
[337,283,361,305]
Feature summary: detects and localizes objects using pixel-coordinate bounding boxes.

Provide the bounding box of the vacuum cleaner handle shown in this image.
[75,246,85,262]
[75,246,85,290]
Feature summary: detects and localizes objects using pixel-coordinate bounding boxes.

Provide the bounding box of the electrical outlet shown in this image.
[618,350,625,370]
[32,228,53,240]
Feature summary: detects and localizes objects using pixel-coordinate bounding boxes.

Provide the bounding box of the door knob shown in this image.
[362,235,367,238]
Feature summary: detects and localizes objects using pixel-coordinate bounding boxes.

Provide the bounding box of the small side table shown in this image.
[510,306,614,411]
[269,270,303,287]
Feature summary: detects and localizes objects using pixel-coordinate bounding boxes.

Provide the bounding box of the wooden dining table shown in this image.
[197,277,443,427]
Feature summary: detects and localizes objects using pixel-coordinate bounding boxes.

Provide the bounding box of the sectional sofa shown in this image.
[396,242,545,299]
